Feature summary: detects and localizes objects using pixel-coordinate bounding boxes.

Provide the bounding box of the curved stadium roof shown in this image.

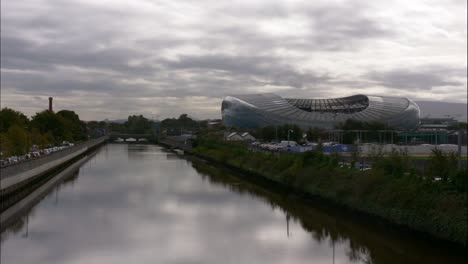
[221,93,420,130]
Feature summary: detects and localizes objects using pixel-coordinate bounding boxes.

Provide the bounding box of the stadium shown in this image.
[221,93,420,130]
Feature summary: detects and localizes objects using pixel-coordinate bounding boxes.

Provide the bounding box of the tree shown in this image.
[277,124,303,142]
[125,115,152,134]
[429,148,458,182]
[30,128,50,149]
[30,111,66,144]
[0,108,29,133]
[4,125,29,156]
[336,119,393,144]
[259,126,276,142]
[0,133,11,158]
[57,110,87,141]
[161,113,200,134]
[306,128,323,142]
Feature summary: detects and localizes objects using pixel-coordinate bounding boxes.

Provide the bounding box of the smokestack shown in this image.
[49,97,53,112]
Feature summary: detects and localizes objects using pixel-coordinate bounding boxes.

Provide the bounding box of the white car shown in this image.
[8,156,18,163]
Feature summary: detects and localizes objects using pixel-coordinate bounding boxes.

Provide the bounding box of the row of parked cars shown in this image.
[0,142,75,167]
[251,141,354,153]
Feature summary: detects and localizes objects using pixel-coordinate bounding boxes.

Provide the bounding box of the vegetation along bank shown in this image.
[192,136,467,245]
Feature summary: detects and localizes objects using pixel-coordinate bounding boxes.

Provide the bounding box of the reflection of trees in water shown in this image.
[347,241,372,264]
[126,144,152,160]
[62,170,79,184]
[1,208,36,243]
[191,161,466,264]
[191,161,374,264]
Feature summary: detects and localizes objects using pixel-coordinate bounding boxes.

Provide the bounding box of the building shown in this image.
[225,132,257,141]
[222,93,420,130]
[226,132,243,141]
[419,117,458,130]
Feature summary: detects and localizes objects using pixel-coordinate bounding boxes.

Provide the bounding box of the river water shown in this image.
[1,144,466,264]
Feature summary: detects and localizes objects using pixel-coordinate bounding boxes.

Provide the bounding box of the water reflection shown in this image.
[190,160,467,264]
[1,157,85,241]
[0,144,466,264]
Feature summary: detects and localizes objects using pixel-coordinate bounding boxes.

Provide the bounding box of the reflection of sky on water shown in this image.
[2,144,347,264]
[1,144,465,264]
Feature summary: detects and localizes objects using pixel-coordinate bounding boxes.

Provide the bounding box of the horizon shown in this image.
[3,97,467,123]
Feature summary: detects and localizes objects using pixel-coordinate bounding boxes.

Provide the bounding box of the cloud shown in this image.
[365,66,466,90]
[0,0,466,120]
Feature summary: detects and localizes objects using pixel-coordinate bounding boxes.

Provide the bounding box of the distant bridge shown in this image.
[108,133,156,142]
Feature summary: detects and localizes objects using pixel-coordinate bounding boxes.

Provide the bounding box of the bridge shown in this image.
[108,133,156,143]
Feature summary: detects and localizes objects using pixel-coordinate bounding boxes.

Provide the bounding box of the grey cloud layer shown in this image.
[366,67,466,90]
[1,0,466,120]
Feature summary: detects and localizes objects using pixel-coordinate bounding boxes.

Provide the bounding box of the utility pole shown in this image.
[275,126,278,143]
[287,129,293,147]
[458,128,463,169]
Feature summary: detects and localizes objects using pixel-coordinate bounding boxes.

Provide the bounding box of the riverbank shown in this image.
[189,137,467,246]
[1,150,98,231]
[0,136,108,197]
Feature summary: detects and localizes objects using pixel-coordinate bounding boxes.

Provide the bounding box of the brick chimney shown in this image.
[48,97,53,112]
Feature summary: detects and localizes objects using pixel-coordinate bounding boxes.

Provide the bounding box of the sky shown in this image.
[1,0,466,121]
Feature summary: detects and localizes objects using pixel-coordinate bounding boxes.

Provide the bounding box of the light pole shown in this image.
[457,126,463,169]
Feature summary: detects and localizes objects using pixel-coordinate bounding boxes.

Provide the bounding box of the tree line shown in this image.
[0,108,87,157]
[109,114,208,135]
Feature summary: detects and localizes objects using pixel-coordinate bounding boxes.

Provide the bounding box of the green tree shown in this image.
[126,115,152,134]
[57,110,87,141]
[4,125,29,156]
[306,128,323,142]
[429,148,458,182]
[30,128,49,149]
[0,133,12,157]
[277,124,302,142]
[259,126,275,142]
[0,108,29,133]
[161,113,199,134]
[30,111,66,144]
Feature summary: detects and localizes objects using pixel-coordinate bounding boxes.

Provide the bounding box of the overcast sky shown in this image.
[1,0,466,120]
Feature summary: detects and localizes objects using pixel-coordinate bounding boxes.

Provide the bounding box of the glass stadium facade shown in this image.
[221,93,420,130]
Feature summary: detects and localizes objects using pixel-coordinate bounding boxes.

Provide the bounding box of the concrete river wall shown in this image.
[0,136,108,195]
[1,152,98,231]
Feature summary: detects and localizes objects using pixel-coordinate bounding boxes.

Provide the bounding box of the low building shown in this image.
[240,132,256,141]
[419,117,458,130]
[225,132,257,141]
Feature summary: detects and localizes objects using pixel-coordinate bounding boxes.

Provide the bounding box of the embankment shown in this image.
[1,150,98,231]
[0,136,108,197]
[188,138,467,246]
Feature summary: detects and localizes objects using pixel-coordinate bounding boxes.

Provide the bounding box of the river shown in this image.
[1,144,466,264]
